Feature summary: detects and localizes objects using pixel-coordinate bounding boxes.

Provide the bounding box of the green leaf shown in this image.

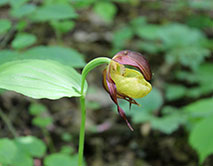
[0,0,9,6]
[186,15,213,29]
[165,84,186,101]
[175,65,213,98]
[0,50,21,65]
[44,153,80,166]
[123,88,163,123]
[93,2,117,22]
[151,116,181,134]
[112,26,134,48]
[112,0,129,2]
[195,63,213,85]
[0,60,87,99]
[51,20,75,34]
[60,146,74,154]
[175,63,213,84]
[15,136,46,157]
[189,0,213,10]
[61,133,72,142]
[23,46,85,68]
[11,33,37,49]
[31,4,77,22]
[153,23,210,70]
[158,23,206,48]
[9,0,29,8]
[71,0,95,8]
[175,63,213,94]
[130,16,147,32]
[166,46,210,70]
[138,41,164,54]
[0,46,86,68]
[189,116,213,163]
[0,139,17,164]
[149,106,187,134]
[186,84,213,99]
[44,0,70,4]
[137,87,163,112]
[0,19,11,35]
[120,87,184,134]
[151,112,186,134]
[136,24,161,40]
[0,138,33,166]
[29,103,47,115]
[10,4,37,18]
[183,98,213,119]
[10,151,33,166]
[32,117,53,128]
[16,20,28,31]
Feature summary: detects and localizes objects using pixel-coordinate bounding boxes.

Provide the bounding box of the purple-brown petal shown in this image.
[102,66,134,131]
[106,70,117,104]
[103,68,139,112]
[113,50,152,81]
[118,106,134,131]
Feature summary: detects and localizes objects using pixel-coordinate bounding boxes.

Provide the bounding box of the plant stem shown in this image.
[80,57,111,96]
[42,128,56,153]
[78,96,86,166]
[0,108,18,137]
[78,57,111,166]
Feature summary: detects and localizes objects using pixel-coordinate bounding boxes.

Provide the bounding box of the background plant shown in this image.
[0,0,213,165]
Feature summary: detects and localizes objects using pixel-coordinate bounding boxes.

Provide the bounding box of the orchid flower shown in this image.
[102,50,152,130]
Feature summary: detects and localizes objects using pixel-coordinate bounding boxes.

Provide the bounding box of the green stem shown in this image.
[78,96,86,166]
[80,57,111,96]
[0,108,18,137]
[78,57,111,166]
[42,128,56,153]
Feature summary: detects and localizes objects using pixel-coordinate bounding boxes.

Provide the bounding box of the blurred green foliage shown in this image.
[0,136,80,166]
[0,46,85,67]
[0,0,212,165]
[0,136,46,166]
[0,19,11,35]
[11,33,37,49]
[29,103,53,128]
[113,19,210,70]
[44,153,81,166]
[184,98,213,163]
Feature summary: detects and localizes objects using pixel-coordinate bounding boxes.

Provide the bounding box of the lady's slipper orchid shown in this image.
[103,50,152,130]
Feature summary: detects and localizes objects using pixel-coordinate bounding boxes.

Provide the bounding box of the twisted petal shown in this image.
[103,67,134,131]
[113,50,152,81]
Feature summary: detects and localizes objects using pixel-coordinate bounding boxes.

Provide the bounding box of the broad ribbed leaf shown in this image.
[0,60,87,99]
[0,46,86,68]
